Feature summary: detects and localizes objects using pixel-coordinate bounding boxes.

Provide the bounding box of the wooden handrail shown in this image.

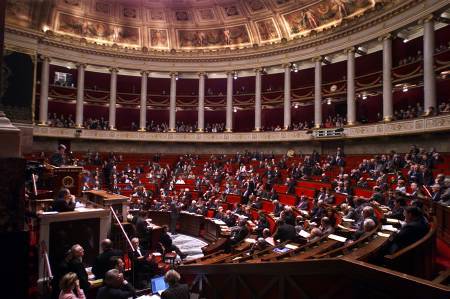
[109,206,138,256]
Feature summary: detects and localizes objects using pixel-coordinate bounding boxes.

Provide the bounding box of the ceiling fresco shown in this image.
[6,0,378,50]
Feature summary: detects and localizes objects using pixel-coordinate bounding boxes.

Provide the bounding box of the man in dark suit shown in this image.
[130,237,158,289]
[50,144,66,167]
[273,219,296,244]
[96,269,136,299]
[68,244,90,294]
[160,226,187,259]
[385,206,429,254]
[286,177,297,195]
[53,188,76,212]
[132,211,152,249]
[92,239,123,280]
[161,270,189,299]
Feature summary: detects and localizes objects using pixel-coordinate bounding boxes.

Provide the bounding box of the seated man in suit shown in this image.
[385,206,429,254]
[249,237,272,255]
[53,188,76,212]
[253,211,270,237]
[161,270,189,299]
[273,218,296,244]
[230,218,249,245]
[225,218,249,253]
[92,239,123,280]
[96,269,136,299]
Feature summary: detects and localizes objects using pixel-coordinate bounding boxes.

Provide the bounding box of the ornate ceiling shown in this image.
[6,0,378,51]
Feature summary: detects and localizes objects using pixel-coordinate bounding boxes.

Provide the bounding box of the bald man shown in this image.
[92,239,123,279]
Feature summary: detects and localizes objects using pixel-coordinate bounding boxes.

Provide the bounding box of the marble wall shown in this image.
[30,132,450,155]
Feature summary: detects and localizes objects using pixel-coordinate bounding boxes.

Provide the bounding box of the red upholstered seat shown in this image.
[262,200,274,213]
[226,194,242,204]
[278,194,297,206]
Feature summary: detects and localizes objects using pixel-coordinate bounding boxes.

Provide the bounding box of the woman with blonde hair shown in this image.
[58,272,86,299]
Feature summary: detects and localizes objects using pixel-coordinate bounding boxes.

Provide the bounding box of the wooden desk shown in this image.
[37,208,109,281]
[146,210,224,243]
[84,190,129,221]
[50,166,83,197]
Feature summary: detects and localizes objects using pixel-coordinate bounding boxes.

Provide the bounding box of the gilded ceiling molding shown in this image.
[4,0,446,71]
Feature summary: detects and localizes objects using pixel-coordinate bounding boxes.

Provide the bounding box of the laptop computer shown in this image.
[151,276,169,296]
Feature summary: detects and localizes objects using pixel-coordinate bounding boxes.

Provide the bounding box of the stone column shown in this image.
[38,56,50,125]
[381,34,393,121]
[225,72,233,132]
[314,57,322,128]
[283,64,291,130]
[139,71,148,131]
[108,68,118,130]
[197,72,205,132]
[423,16,436,115]
[254,68,262,131]
[169,72,177,132]
[346,48,356,125]
[75,63,86,128]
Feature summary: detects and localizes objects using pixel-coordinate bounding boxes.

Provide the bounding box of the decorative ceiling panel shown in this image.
[6,0,381,51]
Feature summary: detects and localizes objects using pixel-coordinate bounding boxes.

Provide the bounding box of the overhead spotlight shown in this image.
[291,63,299,73]
[362,93,367,100]
[356,46,368,56]
[233,71,238,80]
[42,25,50,32]
[233,107,237,113]
[175,74,179,80]
[326,98,332,105]
[322,56,332,65]
[397,32,409,43]
[294,103,299,109]
[261,68,268,75]
[402,85,408,92]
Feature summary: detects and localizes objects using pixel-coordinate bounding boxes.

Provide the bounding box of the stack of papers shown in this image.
[285,244,299,250]
[328,234,347,242]
[245,238,257,244]
[377,232,391,238]
[342,218,355,222]
[382,225,399,232]
[213,219,226,225]
[299,230,311,238]
[386,218,400,224]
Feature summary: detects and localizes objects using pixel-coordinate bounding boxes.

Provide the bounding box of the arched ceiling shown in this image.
[6,0,378,52]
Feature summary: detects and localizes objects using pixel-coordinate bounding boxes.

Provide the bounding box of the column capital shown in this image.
[254,67,263,73]
[345,47,356,55]
[312,56,323,63]
[140,70,149,76]
[226,71,234,76]
[109,67,119,74]
[418,14,435,25]
[197,72,206,77]
[282,63,291,69]
[169,72,178,78]
[76,63,87,69]
[378,33,392,42]
[38,55,51,62]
